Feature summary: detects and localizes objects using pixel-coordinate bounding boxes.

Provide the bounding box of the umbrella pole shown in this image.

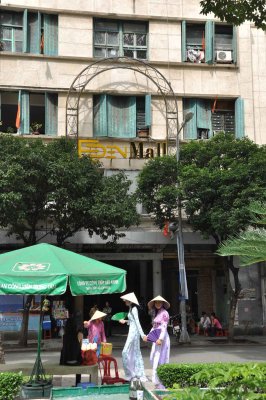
[29,299,50,384]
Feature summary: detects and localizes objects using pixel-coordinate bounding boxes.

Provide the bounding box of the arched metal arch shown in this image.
[65,57,178,154]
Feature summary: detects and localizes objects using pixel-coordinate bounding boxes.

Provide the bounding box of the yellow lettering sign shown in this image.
[78,139,167,159]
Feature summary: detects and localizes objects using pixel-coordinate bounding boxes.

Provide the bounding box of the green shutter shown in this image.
[107,96,136,138]
[0,92,1,122]
[183,99,197,139]
[45,93,58,136]
[94,95,107,137]
[235,97,244,138]
[21,90,29,134]
[43,14,58,56]
[145,94,151,127]
[28,12,41,54]
[23,9,28,53]
[232,26,237,64]
[197,99,212,132]
[205,21,214,64]
[181,21,187,62]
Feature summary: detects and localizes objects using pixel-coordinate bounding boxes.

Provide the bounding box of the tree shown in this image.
[200,0,266,30]
[217,202,266,266]
[0,135,139,345]
[138,133,266,337]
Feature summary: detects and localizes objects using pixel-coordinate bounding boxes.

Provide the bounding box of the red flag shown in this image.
[15,92,21,129]
[163,221,169,237]
[40,33,44,53]
[211,98,217,113]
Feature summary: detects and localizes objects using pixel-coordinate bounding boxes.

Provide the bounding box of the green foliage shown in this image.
[157,363,205,388]
[217,202,266,266]
[137,155,178,227]
[179,133,266,243]
[159,363,266,400]
[0,135,138,246]
[200,0,266,31]
[138,134,266,244]
[0,372,24,400]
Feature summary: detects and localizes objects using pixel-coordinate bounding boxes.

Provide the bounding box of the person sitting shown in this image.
[198,311,211,335]
[208,312,222,336]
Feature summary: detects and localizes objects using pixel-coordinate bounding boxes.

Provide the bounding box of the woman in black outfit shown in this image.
[60,317,82,385]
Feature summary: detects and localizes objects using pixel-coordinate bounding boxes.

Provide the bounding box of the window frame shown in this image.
[93,19,148,60]
[0,11,23,52]
[0,9,58,56]
[182,20,236,65]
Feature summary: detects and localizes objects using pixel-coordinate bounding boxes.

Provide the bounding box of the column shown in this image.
[139,261,147,298]
[153,259,162,296]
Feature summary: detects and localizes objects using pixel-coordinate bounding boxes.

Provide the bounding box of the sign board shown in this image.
[78,139,167,160]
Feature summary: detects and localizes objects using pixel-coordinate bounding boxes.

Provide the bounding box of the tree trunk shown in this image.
[18,295,33,347]
[227,256,242,340]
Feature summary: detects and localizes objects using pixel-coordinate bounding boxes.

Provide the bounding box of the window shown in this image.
[183,98,244,139]
[0,10,58,55]
[93,94,151,138]
[182,21,236,64]
[0,11,23,52]
[0,90,58,135]
[94,19,148,59]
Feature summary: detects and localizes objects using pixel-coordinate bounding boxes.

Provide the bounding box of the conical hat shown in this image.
[120,292,139,305]
[89,310,107,321]
[148,295,170,310]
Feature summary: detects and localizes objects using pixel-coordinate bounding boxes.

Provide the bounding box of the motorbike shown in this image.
[168,314,181,341]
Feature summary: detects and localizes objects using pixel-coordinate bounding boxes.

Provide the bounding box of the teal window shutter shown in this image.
[23,9,28,53]
[45,93,58,136]
[145,94,151,127]
[183,99,197,139]
[94,95,107,137]
[197,99,212,133]
[28,12,41,54]
[232,26,237,64]
[21,90,29,134]
[107,96,136,138]
[205,21,214,64]
[181,21,187,62]
[235,97,244,138]
[43,14,58,56]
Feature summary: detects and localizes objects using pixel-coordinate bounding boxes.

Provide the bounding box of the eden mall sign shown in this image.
[78,139,167,159]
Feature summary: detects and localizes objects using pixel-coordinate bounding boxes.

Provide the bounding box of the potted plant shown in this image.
[137,127,149,138]
[30,122,43,135]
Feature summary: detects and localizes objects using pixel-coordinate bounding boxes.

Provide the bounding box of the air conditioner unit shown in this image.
[216,50,232,63]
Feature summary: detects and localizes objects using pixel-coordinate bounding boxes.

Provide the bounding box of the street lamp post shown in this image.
[175,112,194,343]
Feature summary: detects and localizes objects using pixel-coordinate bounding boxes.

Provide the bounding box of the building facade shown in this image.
[0,0,265,333]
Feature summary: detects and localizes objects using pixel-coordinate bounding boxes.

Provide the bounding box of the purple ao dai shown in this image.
[149,307,170,387]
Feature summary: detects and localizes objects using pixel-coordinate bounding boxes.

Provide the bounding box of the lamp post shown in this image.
[175,111,194,343]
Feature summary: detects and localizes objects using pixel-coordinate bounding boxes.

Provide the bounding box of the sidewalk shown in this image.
[2,332,266,352]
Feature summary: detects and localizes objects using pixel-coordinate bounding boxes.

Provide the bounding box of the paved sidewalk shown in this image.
[2,332,266,353]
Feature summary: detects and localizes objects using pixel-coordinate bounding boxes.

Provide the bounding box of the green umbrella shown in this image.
[0,243,126,295]
[0,243,127,394]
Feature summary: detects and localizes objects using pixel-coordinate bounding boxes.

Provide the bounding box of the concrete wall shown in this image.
[0,1,266,143]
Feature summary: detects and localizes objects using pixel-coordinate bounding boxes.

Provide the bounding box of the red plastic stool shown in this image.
[43,329,52,339]
[98,356,127,385]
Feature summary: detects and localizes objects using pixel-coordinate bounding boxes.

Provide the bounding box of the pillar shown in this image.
[139,261,147,298]
[153,259,162,296]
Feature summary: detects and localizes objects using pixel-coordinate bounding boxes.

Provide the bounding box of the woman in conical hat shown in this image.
[84,310,107,345]
[119,292,147,382]
[145,295,170,389]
